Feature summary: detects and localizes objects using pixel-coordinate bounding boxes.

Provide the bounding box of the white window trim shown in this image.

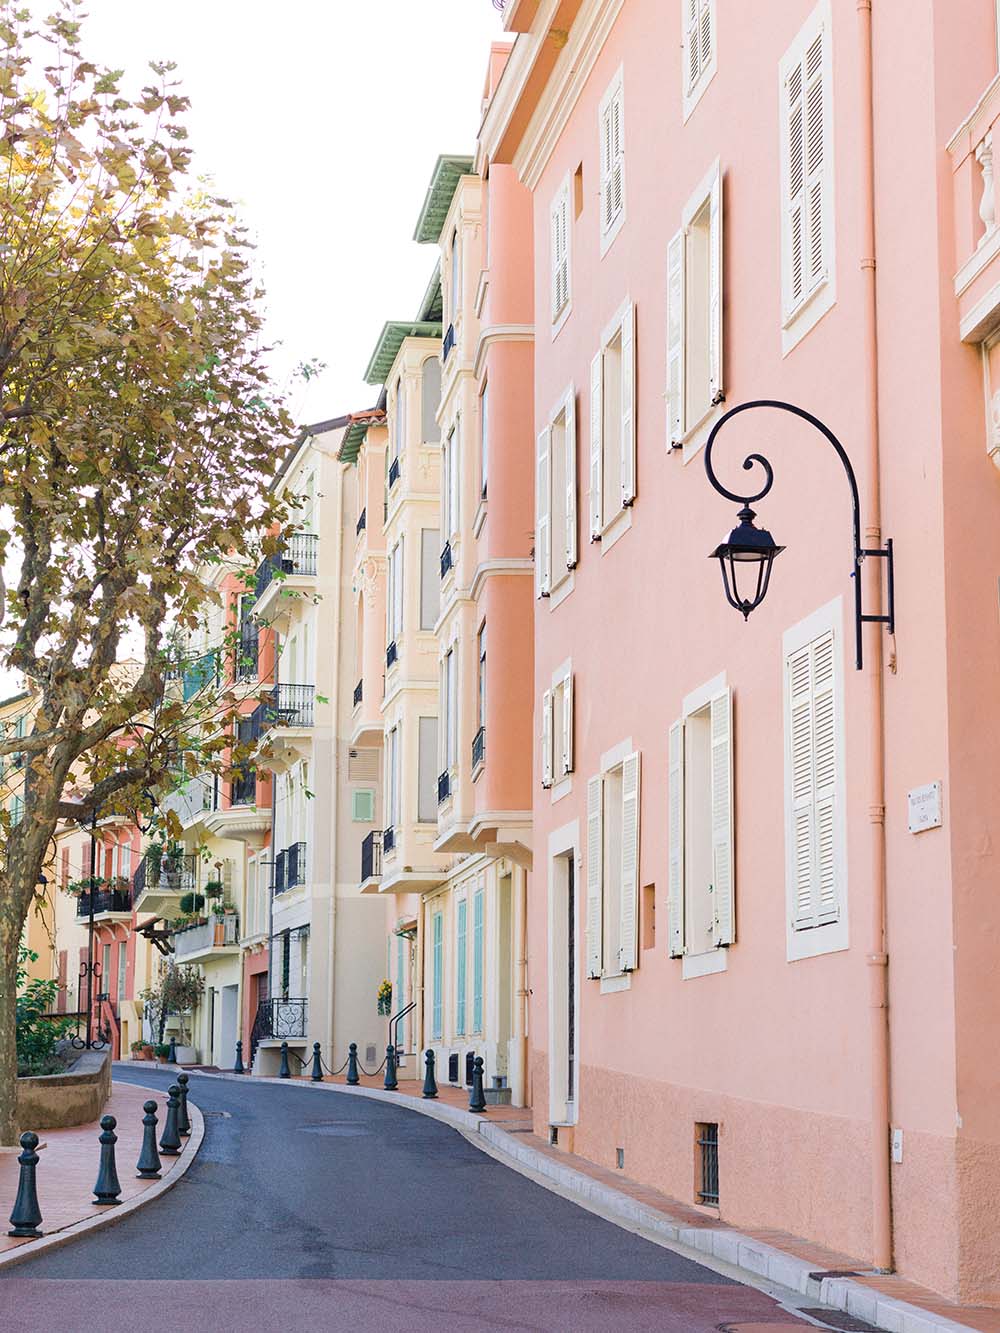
[673,158,725,464]
[779,0,836,356]
[682,0,718,123]
[586,735,638,987]
[547,818,581,1126]
[592,296,636,548]
[546,658,574,803]
[598,66,626,258]
[783,596,849,962]
[539,382,578,603]
[550,172,573,339]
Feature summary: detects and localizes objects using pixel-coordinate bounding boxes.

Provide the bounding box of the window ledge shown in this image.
[680,400,726,465]
[551,300,572,342]
[600,506,632,555]
[782,276,836,357]
[599,972,631,994]
[548,570,575,609]
[682,60,717,124]
[473,498,488,538]
[600,209,625,260]
[550,774,572,804]
[682,948,728,980]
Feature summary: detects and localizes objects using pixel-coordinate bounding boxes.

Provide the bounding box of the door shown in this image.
[567,856,576,1105]
[219,985,239,1069]
[497,873,513,1076]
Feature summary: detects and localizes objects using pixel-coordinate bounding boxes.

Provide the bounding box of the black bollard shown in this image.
[92,1114,122,1205]
[383,1043,398,1090]
[167,1036,177,1064]
[7,1131,42,1238]
[422,1048,438,1099]
[346,1042,360,1085]
[136,1100,161,1180]
[469,1056,487,1113]
[234,1040,245,1075]
[159,1084,182,1156]
[278,1041,291,1079]
[310,1042,323,1082]
[176,1072,191,1137]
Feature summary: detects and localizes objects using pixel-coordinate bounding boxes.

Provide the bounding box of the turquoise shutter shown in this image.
[472,889,484,1033]
[456,899,467,1034]
[432,912,443,1040]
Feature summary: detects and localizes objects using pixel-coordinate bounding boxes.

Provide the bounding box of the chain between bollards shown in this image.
[136,1100,161,1179]
[159,1084,182,1156]
[7,1131,42,1238]
[176,1072,191,1136]
[422,1049,438,1099]
[93,1115,122,1205]
[469,1056,487,1113]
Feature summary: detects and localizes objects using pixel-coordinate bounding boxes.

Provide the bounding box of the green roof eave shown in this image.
[339,419,369,465]
[413,154,475,244]
[417,263,443,323]
[364,321,442,386]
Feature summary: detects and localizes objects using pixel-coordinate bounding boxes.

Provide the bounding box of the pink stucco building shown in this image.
[477,0,1000,1304]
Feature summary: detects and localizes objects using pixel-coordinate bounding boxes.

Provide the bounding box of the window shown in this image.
[590,301,635,539]
[121,841,132,878]
[386,539,404,648]
[456,897,467,1035]
[236,592,259,681]
[668,679,734,971]
[536,386,578,598]
[541,664,574,789]
[101,943,111,994]
[117,941,127,1003]
[477,623,487,731]
[780,2,834,349]
[479,382,489,500]
[585,749,640,980]
[441,647,457,774]
[598,69,626,253]
[450,229,461,322]
[421,357,441,442]
[420,529,440,630]
[351,789,375,823]
[432,910,444,1040]
[393,378,406,464]
[395,935,407,1049]
[472,887,484,1032]
[442,421,461,540]
[551,177,571,328]
[417,717,438,823]
[783,600,847,960]
[683,0,717,120]
[387,724,400,833]
[666,163,723,448]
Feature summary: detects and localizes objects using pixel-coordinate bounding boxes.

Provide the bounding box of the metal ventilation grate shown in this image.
[697,1122,719,1205]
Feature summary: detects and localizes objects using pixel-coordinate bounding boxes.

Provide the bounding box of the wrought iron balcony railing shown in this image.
[249,683,316,740]
[361,830,382,882]
[252,996,308,1043]
[442,323,456,362]
[356,507,366,535]
[440,541,453,579]
[353,679,363,707]
[76,887,132,918]
[173,913,240,957]
[273,842,306,895]
[234,627,259,682]
[133,851,198,899]
[388,457,400,489]
[255,533,319,598]
[160,776,215,826]
[472,725,485,771]
[386,641,398,670]
[438,770,451,804]
[231,769,256,807]
[382,825,396,855]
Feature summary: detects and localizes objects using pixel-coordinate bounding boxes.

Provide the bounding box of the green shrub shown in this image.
[153,1042,171,1059]
[16,947,74,1076]
[179,891,205,915]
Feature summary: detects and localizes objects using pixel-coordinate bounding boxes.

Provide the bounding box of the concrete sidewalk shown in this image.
[0,1080,202,1266]
[140,1061,996,1333]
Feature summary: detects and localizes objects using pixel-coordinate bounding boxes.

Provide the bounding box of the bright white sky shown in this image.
[81,0,504,422]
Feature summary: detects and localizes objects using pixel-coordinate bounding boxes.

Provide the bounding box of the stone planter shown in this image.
[173,1045,197,1064]
[15,1050,111,1133]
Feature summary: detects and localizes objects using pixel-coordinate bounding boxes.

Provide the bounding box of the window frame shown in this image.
[455,894,468,1036]
[585,738,640,989]
[550,173,573,336]
[682,0,718,122]
[598,67,626,257]
[590,298,635,550]
[536,382,578,603]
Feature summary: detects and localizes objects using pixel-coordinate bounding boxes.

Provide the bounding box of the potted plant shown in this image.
[179,891,205,916]
[377,979,392,1016]
[130,1039,149,1060]
[153,1042,171,1061]
[204,879,224,899]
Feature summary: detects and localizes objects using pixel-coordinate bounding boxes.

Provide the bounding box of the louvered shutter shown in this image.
[586,775,603,977]
[668,720,685,957]
[686,0,701,89]
[699,0,713,79]
[785,27,827,318]
[804,32,826,292]
[589,352,603,538]
[666,230,686,444]
[564,387,578,569]
[785,59,806,313]
[541,688,553,788]
[788,630,840,929]
[600,100,614,233]
[551,198,562,320]
[536,427,551,597]
[561,672,574,776]
[620,301,636,506]
[709,167,723,404]
[710,688,734,946]
[610,89,624,223]
[552,188,569,318]
[619,751,640,971]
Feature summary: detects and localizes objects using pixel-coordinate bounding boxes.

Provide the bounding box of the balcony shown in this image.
[442,323,456,363]
[133,851,198,914]
[353,679,363,708]
[388,457,400,489]
[251,997,308,1049]
[254,534,319,630]
[160,775,215,829]
[472,725,485,773]
[383,825,396,856]
[438,771,451,805]
[250,684,315,769]
[234,628,259,683]
[360,830,382,889]
[203,770,270,845]
[231,769,256,806]
[386,641,398,670]
[172,913,240,962]
[356,507,366,536]
[273,842,307,896]
[440,541,453,579]
[75,884,132,921]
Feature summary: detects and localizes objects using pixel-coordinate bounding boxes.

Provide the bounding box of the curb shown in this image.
[109,1066,977,1333]
[0,1084,204,1272]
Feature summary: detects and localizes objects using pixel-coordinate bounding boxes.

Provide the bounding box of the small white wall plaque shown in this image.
[907,781,942,834]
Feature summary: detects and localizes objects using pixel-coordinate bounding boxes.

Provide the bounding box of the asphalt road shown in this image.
[1,1070,831,1332]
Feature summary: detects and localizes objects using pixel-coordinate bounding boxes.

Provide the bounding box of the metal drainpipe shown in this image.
[326,453,345,1064]
[515,865,529,1109]
[857,0,893,1273]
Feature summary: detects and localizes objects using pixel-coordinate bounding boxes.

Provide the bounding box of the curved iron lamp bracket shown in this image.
[704,399,894,671]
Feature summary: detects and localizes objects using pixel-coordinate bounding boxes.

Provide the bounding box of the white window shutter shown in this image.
[699,0,713,78]
[784,60,807,315]
[451,420,461,536]
[804,31,827,291]
[551,190,569,319]
[561,672,574,776]
[386,549,394,644]
[784,27,827,319]
[666,229,686,445]
[600,102,613,232]
[710,687,734,946]
[668,719,685,957]
[620,301,636,506]
[550,200,561,320]
[536,427,551,597]
[709,167,723,405]
[610,89,624,223]
[586,775,603,977]
[788,630,840,930]
[564,387,578,569]
[541,688,553,788]
[619,750,640,972]
[395,536,404,637]
[589,351,603,538]
[686,0,701,90]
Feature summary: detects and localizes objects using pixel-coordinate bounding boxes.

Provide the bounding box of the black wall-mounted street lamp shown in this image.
[704,399,894,671]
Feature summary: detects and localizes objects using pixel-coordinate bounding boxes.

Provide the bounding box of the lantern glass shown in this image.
[709,506,783,620]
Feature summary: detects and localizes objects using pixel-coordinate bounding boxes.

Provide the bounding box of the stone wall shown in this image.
[15,1050,111,1131]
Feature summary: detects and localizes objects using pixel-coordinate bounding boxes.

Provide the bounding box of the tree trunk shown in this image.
[0,918,21,1145]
